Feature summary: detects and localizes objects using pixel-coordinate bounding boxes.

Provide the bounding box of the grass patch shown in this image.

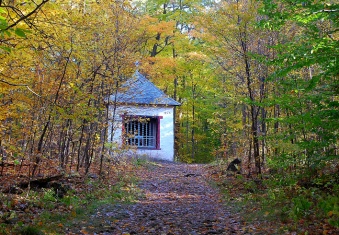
[18,225,45,235]
[37,176,141,234]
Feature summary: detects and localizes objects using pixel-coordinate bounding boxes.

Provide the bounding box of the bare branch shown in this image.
[1,0,49,31]
[0,79,41,97]
[313,9,339,14]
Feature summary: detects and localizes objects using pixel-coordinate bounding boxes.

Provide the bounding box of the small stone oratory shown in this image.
[108,72,180,161]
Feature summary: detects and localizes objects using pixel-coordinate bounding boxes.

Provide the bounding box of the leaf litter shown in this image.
[66,161,246,235]
[4,160,335,234]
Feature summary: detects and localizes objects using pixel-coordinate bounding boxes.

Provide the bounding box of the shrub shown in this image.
[19,226,44,235]
[318,195,339,227]
[290,196,312,220]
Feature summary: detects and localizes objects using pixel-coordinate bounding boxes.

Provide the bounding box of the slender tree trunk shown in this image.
[150,33,161,57]
[239,24,261,175]
[261,107,266,169]
[191,99,195,160]
[32,48,72,176]
[76,123,86,172]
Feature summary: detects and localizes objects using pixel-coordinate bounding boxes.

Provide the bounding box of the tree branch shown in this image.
[0,79,41,97]
[1,0,49,31]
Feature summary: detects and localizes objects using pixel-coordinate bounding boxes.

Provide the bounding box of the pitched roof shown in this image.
[109,71,180,106]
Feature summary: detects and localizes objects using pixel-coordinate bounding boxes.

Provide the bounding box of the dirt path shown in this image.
[68,161,243,235]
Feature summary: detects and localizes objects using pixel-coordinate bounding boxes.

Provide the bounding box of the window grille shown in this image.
[124,117,157,148]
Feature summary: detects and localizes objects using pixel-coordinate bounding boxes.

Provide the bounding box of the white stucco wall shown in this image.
[108,105,175,161]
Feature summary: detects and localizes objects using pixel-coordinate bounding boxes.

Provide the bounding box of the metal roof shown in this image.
[109,71,181,106]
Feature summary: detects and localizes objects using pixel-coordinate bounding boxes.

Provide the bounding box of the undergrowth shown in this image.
[209,165,339,234]
[0,164,143,235]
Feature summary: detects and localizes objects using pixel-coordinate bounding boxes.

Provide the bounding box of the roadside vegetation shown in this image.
[208,160,339,234]
[0,159,144,234]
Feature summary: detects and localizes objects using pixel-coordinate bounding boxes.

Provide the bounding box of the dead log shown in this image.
[184,173,201,177]
[2,174,68,196]
[19,174,64,189]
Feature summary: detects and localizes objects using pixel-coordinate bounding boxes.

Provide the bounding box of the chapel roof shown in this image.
[109,71,180,106]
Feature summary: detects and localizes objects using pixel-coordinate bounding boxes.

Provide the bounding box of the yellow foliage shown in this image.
[185,52,208,62]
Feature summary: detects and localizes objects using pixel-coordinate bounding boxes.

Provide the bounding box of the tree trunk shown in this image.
[240,27,261,175]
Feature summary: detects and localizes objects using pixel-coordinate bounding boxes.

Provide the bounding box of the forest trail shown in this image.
[67,161,243,234]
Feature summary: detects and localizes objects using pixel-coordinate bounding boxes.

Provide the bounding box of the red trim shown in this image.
[156,116,163,150]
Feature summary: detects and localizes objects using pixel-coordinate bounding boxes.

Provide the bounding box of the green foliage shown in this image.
[34,172,141,233]
[260,0,339,183]
[18,226,44,235]
[0,223,7,235]
[318,195,339,227]
[216,164,339,232]
[243,180,259,193]
[290,196,313,220]
[42,189,57,202]
[132,157,149,167]
[174,56,223,163]
[14,28,28,38]
[60,194,80,208]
